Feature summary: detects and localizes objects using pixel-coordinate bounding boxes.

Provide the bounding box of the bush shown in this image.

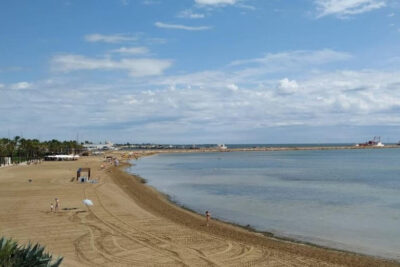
[0,237,63,267]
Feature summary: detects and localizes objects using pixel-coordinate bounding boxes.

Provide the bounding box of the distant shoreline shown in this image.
[116,144,400,155]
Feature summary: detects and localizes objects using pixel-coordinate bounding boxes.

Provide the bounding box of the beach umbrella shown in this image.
[83,199,93,206]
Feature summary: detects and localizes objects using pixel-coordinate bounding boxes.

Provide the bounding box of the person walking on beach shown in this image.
[205,210,211,227]
[55,198,60,212]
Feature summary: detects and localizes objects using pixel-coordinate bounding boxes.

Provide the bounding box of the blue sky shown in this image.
[1,0,400,143]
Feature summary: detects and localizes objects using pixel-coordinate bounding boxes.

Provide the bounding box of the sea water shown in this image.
[128,149,400,260]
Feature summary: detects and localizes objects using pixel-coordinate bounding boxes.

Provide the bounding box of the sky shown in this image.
[1,0,400,144]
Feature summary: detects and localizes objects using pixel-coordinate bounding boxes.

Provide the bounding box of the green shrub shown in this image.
[0,237,63,267]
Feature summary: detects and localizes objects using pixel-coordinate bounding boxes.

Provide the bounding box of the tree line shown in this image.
[0,136,84,162]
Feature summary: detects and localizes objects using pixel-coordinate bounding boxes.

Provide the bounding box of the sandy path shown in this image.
[0,156,398,266]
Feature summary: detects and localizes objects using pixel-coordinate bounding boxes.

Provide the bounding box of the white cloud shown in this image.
[229,49,352,79]
[278,78,299,94]
[84,33,137,43]
[315,0,386,18]
[298,70,400,118]
[51,54,172,77]
[111,46,149,55]
[178,9,206,19]
[195,0,237,5]
[194,0,254,11]
[11,82,32,90]
[236,3,255,10]
[227,83,239,91]
[142,0,160,4]
[231,49,351,67]
[152,70,229,88]
[155,22,212,31]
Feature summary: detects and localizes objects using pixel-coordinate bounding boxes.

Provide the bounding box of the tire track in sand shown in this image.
[89,184,222,266]
[91,183,277,266]
[73,208,185,266]
[82,185,197,266]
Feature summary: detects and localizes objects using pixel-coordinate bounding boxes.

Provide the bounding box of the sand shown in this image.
[0,155,399,266]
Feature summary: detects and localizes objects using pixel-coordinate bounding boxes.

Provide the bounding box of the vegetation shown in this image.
[0,237,63,267]
[0,136,84,164]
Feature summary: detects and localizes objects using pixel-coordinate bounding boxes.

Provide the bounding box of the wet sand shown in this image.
[0,154,398,266]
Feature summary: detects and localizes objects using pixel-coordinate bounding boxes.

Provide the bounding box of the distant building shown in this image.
[83,141,115,151]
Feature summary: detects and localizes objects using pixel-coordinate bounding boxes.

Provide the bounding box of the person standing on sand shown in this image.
[55,198,60,212]
[205,210,211,226]
[50,203,54,212]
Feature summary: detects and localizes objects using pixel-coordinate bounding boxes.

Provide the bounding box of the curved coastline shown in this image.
[113,150,400,266]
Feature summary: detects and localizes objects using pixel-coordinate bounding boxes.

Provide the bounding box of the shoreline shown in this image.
[113,153,399,266]
[159,185,387,261]
[119,147,400,261]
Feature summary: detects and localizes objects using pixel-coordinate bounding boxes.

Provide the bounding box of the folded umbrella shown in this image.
[83,199,93,206]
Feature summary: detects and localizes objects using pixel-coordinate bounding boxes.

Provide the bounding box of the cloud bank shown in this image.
[5,49,399,142]
[155,22,212,31]
[84,33,138,43]
[195,0,237,5]
[51,54,172,77]
[111,47,149,55]
[315,0,386,18]
[177,9,206,19]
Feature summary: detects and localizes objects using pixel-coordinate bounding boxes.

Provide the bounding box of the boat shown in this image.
[356,136,384,147]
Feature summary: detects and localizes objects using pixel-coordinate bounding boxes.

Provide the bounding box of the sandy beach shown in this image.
[0,154,399,266]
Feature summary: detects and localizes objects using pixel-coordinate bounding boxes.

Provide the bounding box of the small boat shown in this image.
[357,136,384,147]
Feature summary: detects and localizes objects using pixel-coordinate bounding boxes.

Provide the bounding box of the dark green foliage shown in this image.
[0,237,63,267]
[0,237,18,266]
[0,136,84,162]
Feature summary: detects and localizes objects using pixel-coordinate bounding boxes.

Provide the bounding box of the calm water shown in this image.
[128,149,400,260]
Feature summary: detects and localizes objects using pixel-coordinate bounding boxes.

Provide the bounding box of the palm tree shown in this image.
[0,136,85,163]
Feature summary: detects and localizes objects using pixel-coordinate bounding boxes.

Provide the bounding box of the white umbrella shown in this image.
[83,199,93,206]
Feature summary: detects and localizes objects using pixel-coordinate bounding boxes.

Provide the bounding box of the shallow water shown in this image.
[128,149,400,260]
